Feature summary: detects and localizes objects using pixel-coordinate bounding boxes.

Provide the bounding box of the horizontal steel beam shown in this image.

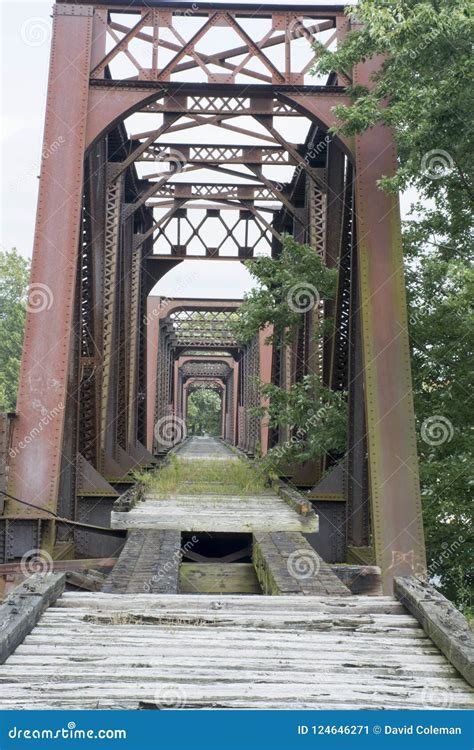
[65,1,346,15]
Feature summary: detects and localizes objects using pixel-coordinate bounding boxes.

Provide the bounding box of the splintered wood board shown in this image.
[111,494,318,533]
[179,563,261,594]
[0,592,472,710]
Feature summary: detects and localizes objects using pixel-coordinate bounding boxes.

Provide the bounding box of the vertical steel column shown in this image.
[146,298,161,451]
[354,58,426,590]
[225,372,233,442]
[259,327,273,455]
[78,142,107,471]
[127,247,142,447]
[8,6,93,514]
[307,179,327,380]
[347,230,370,548]
[100,175,123,459]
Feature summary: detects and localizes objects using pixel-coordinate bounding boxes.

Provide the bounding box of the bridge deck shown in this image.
[111,438,318,533]
[1,438,472,710]
[173,437,240,461]
[0,591,472,710]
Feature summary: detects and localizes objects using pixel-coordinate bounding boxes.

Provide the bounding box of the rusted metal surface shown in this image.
[5,2,425,591]
[8,7,93,517]
[353,58,426,591]
[0,415,14,515]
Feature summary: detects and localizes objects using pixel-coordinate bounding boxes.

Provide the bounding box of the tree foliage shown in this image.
[186,388,222,436]
[255,376,347,471]
[0,249,30,412]
[235,234,337,345]
[314,0,473,233]
[235,235,346,469]
[405,225,473,607]
[314,0,473,606]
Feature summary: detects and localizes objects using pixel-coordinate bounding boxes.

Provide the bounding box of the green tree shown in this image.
[405,225,473,607]
[186,388,222,436]
[313,0,473,607]
[235,234,337,345]
[0,249,30,412]
[255,376,347,470]
[235,235,346,469]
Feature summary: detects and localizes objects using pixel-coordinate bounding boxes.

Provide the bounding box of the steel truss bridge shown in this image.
[0,0,427,593]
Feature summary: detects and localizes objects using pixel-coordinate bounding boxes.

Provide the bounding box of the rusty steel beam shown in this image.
[7,6,93,521]
[351,58,426,592]
[5,2,426,595]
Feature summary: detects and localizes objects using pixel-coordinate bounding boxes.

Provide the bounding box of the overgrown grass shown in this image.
[135,455,269,497]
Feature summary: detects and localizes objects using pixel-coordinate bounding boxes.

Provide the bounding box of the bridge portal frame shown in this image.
[5,1,425,590]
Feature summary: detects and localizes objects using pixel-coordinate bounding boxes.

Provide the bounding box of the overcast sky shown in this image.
[0,0,416,299]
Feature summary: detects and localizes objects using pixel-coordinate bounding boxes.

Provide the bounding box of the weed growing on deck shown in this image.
[138,455,268,497]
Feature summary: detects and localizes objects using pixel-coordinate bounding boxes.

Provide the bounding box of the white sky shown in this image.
[0,0,417,299]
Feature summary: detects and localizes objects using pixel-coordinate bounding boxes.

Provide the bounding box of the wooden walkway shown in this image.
[173,436,240,461]
[0,591,472,710]
[0,437,472,710]
[112,494,317,533]
[111,438,318,534]
[102,530,181,594]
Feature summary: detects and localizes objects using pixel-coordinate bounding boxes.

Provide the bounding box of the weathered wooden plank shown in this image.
[331,565,383,595]
[179,563,261,594]
[0,698,461,710]
[54,592,407,615]
[23,627,428,643]
[111,513,317,533]
[253,532,350,596]
[0,558,116,575]
[17,637,439,652]
[66,571,105,592]
[102,529,181,594]
[276,481,314,516]
[0,682,471,709]
[0,668,469,692]
[0,573,65,664]
[394,576,474,686]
